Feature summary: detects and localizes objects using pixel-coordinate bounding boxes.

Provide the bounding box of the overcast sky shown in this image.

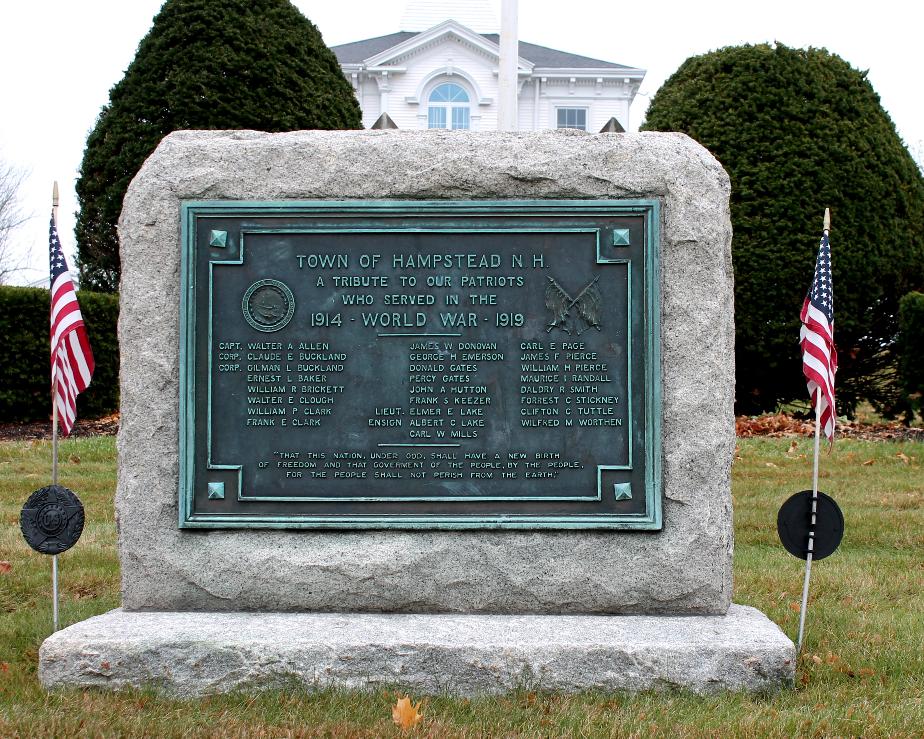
[1,0,920,287]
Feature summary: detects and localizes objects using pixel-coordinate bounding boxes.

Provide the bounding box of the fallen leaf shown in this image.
[786,440,799,455]
[392,696,423,730]
[69,455,81,464]
[862,459,875,466]
[896,452,910,464]
[0,662,9,672]
[811,655,822,664]
[789,601,801,612]
[858,667,876,677]
[0,561,11,574]
[765,462,778,468]
[100,661,110,670]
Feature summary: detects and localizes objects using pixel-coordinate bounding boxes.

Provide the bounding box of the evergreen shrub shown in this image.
[76,0,361,291]
[897,291,924,422]
[642,44,924,415]
[0,287,119,423]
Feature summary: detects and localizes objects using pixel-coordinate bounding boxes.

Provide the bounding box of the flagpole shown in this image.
[51,181,60,632]
[796,390,821,652]
[52,181,60,488]
[796,208,830,654]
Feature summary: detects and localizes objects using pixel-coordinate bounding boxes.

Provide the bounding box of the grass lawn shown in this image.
[1,435,922,737]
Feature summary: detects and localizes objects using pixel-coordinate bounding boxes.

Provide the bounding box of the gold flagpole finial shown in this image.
[823,207,830,232]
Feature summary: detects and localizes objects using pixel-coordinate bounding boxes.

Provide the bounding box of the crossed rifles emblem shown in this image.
[544,275,603,336]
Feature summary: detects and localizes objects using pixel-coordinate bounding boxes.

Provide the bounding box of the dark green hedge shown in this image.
[0,286,119,423]
[897,292,924,422]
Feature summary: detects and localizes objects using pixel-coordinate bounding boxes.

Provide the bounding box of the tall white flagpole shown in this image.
[796,207,830,653]
[497,0,519,131]
[51,180,60,632]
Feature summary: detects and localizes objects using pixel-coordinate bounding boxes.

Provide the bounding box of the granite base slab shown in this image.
[39,605,794,696]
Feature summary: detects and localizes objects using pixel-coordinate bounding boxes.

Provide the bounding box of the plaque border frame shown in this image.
[179,199,661,529]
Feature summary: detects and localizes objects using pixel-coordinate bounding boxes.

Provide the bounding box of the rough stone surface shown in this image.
[40,606,792,696]
[117,130,734,614]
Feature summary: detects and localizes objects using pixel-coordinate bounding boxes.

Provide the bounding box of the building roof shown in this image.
[481,35,630,70]
[332,32,418,65]
[332,30,634,70]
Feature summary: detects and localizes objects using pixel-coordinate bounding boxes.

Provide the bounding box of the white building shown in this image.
[331,2,645,133]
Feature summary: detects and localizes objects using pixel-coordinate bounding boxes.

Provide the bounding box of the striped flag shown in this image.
[799,229,837,442]
[49,212,94,436]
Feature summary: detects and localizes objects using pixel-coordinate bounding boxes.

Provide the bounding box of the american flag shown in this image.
[799,229,837,442]
[49,212,94,436]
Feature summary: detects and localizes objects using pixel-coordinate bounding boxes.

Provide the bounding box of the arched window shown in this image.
[428,83,470,129]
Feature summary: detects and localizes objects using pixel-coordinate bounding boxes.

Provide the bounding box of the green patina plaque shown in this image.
[179,200,661,528]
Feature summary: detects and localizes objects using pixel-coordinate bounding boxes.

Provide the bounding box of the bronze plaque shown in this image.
[179,200,661,528]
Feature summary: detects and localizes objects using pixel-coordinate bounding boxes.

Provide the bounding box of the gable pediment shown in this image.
[363,20,532,72]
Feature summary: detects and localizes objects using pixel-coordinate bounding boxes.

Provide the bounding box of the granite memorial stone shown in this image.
[39,129,795,694]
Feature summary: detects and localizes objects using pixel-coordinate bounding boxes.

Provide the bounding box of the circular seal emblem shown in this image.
[20,485,85,555]
[242,279,295,332]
